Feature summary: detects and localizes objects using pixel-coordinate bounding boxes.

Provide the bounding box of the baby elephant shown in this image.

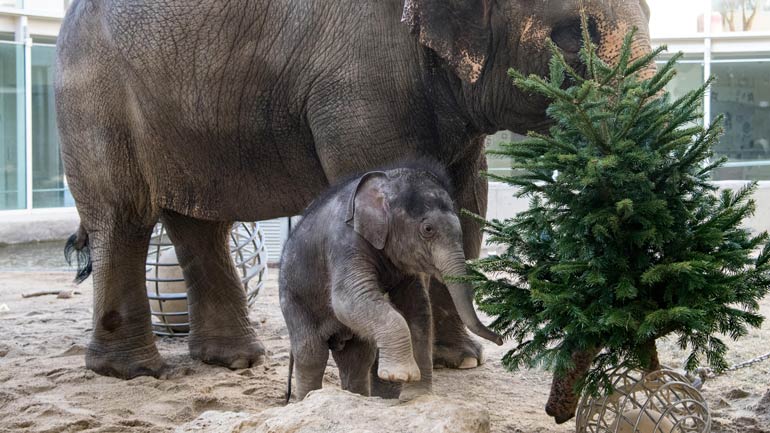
[280,163,503,401]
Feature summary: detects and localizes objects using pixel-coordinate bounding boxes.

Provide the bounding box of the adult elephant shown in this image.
[56,0,652,422]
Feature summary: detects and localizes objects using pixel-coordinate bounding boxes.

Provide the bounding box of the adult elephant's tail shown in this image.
[286,351,294,404]
[64,223,92,283]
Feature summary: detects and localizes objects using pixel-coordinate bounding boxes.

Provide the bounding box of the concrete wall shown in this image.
[481,181,770,256]
[482,181,770,254]
[0,207,78,245]
[713,181,770,235]
[1,181,769,249]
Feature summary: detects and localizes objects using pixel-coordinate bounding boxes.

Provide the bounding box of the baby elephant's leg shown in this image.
[292,336,329,400]
[389,276,433,401]
[370,355,402,398]
[331,336,376,396]
[332,277,420,384]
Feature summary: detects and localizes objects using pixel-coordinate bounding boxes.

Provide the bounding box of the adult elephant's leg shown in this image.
[331,336,376,397]
[85,216,166,379]
[56,3,170,379]
[161,211,265,369]
[390,276,433,400]
[432,141,488,369]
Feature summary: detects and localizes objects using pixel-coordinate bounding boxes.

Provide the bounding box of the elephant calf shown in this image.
[279,162,502,401]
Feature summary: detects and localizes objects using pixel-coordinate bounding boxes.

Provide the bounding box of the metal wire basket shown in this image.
[146,222,268,336]
[576,366,711,433]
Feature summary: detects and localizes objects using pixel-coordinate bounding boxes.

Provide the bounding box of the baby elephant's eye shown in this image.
[420,222,436,238]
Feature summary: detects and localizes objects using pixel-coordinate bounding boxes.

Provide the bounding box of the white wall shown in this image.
[714,181,770,235]
[482,181,770,255]
[2,182,770,252]
[488,181,770,227]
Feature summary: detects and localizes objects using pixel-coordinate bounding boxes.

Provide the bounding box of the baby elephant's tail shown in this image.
[285,351,294,403]
[64,224,92,283]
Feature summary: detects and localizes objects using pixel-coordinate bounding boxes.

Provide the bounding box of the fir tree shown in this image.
[464,23,770,396]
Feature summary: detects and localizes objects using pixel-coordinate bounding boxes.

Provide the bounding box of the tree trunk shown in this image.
[744,0,761,31]
[727,9,736,31]
[545,347,600,424]
[640,339,661,372]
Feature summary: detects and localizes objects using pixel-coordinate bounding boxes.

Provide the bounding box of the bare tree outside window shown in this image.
[718,0,765,31]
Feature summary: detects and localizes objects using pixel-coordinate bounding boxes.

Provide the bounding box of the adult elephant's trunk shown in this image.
[629,37,656,81]
[593,4,656,80]
[437,253,503,346]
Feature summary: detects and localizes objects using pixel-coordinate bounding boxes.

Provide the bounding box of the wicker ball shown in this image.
[146,222,268,336]
[147,247,188,331]
[576,366,711,433]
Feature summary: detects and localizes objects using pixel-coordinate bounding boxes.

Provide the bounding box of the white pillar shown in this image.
[14,16,29,209]
[703,0,712,129]
[24,25,32,209]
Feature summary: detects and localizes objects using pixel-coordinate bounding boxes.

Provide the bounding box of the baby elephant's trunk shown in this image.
[439,258,503,346]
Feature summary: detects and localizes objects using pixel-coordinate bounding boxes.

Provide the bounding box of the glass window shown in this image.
[32,36,57,44]
[32,44,72,208]
[0,42,26,211]
[712,0,770,32]
[713,164,770,180]
[658,57,706,115]
[710,58,770,180]
[0,1,23,8]
[485,131,526,178]
[647,0,706,37]
[23,0,71,15]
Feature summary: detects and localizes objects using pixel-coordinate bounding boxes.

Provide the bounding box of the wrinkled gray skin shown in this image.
[280,165,503,401]
[56,0,651,422]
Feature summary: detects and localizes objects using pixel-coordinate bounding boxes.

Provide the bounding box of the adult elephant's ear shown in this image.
[402,0,491,83]
[346,172,390,250]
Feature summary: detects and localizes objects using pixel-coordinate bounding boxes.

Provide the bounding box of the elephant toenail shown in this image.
[101,310,122,332]
[458,357,478,369]
[229,358,249,369]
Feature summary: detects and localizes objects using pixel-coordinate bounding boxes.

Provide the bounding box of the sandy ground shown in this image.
[0,268,768,433]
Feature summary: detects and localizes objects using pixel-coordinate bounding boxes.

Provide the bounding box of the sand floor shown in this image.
[0,265,769,432]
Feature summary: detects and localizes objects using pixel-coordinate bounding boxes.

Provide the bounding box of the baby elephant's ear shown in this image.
[345,172,390,250]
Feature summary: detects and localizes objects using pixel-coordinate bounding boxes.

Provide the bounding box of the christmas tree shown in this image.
[464,23,770,404]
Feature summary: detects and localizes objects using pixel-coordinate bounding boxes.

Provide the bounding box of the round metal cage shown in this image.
[146,221,268,336]
[576,366,711,433]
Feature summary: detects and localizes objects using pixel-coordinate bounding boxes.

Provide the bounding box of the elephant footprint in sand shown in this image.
[280,162,503,401]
